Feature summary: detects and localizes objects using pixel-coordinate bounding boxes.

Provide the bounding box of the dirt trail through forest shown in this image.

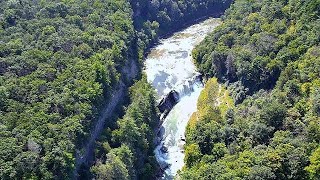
[73,58,138,178]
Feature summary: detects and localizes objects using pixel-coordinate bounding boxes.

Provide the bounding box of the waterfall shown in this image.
[157,74,203,121]
[144,18,221,179]
[175,73,203,98]
[154,81,204,179]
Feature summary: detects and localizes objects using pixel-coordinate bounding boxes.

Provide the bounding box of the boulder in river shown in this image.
[157,90,180,113]
[160,146,168,153]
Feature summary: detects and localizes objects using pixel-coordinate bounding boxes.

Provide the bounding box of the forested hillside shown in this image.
[131,0,232,30]
[0,0,136,179]
[91,77,159,180]
[0,0,231,179]
[181,0,320,179]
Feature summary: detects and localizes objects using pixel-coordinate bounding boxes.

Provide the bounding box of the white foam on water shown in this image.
[144,18,221,179]
[154,83,203,178]
[145,18,221,100]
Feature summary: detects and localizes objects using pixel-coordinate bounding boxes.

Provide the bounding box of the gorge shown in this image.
[1,0,319,179]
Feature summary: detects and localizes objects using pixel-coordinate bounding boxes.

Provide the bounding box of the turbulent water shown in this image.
[144,18,221,179]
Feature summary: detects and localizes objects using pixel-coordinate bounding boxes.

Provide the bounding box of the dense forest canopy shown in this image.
[131,0,232,30]
[2,0,318,179]
[0,0,231,179]
[0,0,136,178]
[91,77,159,180]
[193,0,319,103]
[181,0,320,179]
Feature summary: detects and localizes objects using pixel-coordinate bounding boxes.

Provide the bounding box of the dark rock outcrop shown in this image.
[157,90,180,114]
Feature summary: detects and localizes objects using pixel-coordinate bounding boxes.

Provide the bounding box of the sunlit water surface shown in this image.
[144,18,221,179]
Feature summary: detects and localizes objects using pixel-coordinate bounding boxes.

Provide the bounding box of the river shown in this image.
[144,18,221,179]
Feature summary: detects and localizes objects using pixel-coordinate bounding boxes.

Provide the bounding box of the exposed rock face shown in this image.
[157,90,180,114]
[156,74,204,122]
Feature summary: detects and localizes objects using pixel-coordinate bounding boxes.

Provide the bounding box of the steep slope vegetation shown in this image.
[193,0,319,103]
[91,77,159,180]
[0,1,135,178]
[131,0,232,30]
[181,0,320,179]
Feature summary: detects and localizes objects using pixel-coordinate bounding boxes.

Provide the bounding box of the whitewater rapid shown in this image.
[144,18,221,179]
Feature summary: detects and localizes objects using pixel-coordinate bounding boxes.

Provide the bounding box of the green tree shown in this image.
[305,147,320,180]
